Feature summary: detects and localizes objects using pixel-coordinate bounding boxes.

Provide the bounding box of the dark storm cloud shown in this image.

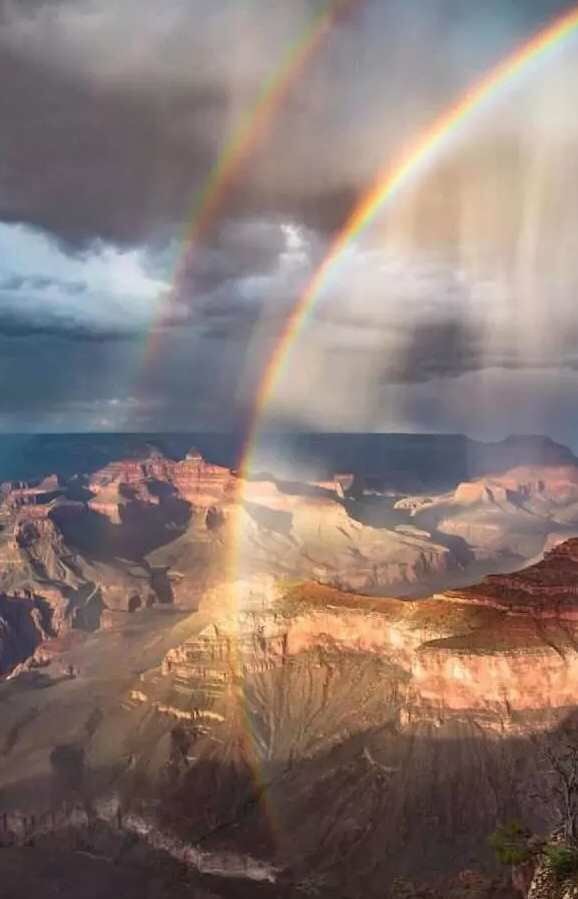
[0,324,251,431]
[0,307,138,341]
[0,0,571,248]
[0,335,128,415]
[0,42,215,247]
[0,215,310,347]
[387,316,483,383]
[0,0,363,247]
[163,218,321,338]
[1,0,578,436]
[182,220,289,296]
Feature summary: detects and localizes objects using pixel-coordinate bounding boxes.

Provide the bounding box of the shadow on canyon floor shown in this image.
[3,707,577,897]
[50,497,192,564]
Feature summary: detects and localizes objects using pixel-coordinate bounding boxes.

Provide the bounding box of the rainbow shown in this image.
[227,3,578,848]
[144,0,356,365]
[238,1,578,472]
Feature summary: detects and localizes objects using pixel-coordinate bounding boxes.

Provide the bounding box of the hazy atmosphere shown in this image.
[2,0,578,441]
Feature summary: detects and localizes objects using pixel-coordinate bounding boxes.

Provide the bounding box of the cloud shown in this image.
[158,218,320,340]
[2,0,575,249]
[2,0,578,438]
[0,0,364,246]
[0,222,169,338]
[3,206,578,437]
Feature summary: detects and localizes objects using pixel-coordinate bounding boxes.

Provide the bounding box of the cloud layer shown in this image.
[2,0,578,441]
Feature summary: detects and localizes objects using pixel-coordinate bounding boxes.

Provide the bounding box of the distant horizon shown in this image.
[0,430,576,463]
[1,429,576,491]
[0,430,570,442]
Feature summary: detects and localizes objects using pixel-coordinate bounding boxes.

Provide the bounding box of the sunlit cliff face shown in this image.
[167,553,578,733]
[194,582,578,722]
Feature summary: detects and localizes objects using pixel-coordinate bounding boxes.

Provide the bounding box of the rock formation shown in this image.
[446,537,578,615]
[6,447,578,680]
[87,448,236,519]
[396,464,578,566]
[0,590,52,675]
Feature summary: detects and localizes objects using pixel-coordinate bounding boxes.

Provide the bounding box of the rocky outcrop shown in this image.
[99,558,578,893]
[141,471,462,601]
[6,449,578,679]
[87,448,235,521]
[1,475,61,511]
[235,481,459,593]
[0,591,52,675]
[446,538,578,616]
[396,464,578,567]
[0,450,234,674]
[0,492,156,675]
[150,573,578,726]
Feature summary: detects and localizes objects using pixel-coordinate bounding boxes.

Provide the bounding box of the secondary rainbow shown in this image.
[144,0,355,365]
[238,1,578,476]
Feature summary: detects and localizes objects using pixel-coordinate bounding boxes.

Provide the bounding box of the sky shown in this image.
[2,0,578,443]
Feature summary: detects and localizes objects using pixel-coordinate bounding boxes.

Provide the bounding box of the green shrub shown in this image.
[488,821,531,866]
[543,843,578,881]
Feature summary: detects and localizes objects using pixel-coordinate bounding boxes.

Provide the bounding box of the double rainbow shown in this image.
[157,3,578,849]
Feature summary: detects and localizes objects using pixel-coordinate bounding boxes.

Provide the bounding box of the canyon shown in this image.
[3,436,578,896]
[3,542,578,895]
[4,436,578,678]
